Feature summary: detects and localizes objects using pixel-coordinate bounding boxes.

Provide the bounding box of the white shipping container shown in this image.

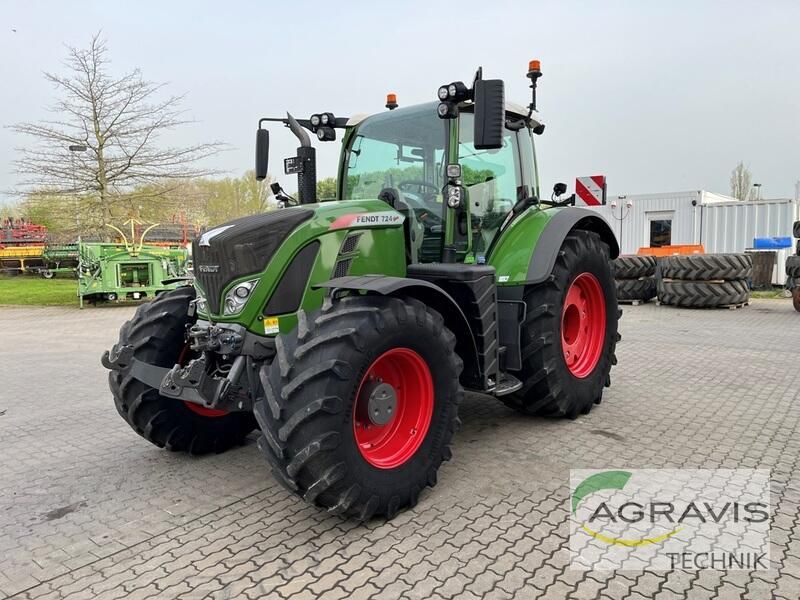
[701,200,796,253]
[585,190,799,284]
[587,190,800,285]
[590,191,705,254]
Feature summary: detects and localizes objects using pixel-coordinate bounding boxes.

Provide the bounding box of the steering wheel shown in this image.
[398,180,442,218]
[398,180,440,197]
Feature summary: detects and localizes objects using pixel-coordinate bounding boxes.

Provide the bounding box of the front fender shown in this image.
[316,275,483,388]
[488,206,618,286]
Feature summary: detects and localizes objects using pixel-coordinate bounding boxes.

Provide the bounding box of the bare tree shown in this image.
[11,33,222,231]
[729,161,753,201]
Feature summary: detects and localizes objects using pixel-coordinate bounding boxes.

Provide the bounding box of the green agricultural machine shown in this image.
[79,222,189,307]
[103,62,620,519]
[39,244,79,278]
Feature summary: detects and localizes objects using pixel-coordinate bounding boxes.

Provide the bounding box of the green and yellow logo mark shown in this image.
[572,470,682,547]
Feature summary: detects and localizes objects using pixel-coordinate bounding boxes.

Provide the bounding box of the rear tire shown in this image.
[254,295,463,519]
[107,287,256,454]
[658,279,749,307]
[504,231,619,418]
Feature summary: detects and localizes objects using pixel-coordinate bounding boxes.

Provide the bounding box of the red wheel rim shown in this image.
[177,344,228,418]
[353,348,434,469]
[561,272,606,378]
[184,403,228,417]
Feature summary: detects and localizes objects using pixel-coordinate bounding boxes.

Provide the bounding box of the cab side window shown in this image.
[458,113,521,253]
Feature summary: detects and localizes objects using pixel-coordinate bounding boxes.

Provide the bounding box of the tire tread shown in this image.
[660,254,752,281]
[504,231,619,417]
[254,295,462,520]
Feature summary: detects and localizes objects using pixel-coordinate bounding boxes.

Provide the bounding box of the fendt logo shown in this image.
[197,265,220,273]
[570,469,771,570]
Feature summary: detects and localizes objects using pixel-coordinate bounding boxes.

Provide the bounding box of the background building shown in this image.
[585,190,799,284]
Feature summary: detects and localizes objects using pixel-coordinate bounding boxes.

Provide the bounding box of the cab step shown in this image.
[494,372,523,396]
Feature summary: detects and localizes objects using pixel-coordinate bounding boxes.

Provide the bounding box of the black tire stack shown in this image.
[787,255,800,281]
[788,220,800,312]
[613,255,657,303]
[657,254,752,308]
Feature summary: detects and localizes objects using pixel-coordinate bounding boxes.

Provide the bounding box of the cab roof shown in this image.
[346,100,543,130]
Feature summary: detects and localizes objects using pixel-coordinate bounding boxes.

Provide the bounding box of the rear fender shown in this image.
[527,208,619,284]
[489,207,618,286]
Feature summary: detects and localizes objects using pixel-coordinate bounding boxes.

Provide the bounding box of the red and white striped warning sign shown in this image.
[575,176,607,206]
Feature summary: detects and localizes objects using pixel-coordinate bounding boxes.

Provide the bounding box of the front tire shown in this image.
[504,230,619,418]
[107,287,256,454]
[255,295,463,520]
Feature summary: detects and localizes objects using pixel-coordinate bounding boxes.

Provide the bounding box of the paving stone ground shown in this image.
[1,299,799,599]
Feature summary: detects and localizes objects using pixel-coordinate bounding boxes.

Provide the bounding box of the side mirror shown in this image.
[553,182,567,197]
[473,79,505,150]
[255,129,269,180]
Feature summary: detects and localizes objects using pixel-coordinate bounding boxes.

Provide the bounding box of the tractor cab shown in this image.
[258,65,547,269]
[339,100,543,264]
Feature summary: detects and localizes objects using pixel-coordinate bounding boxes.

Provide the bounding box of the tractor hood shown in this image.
[192,208,314,313]
[192,199,407,327]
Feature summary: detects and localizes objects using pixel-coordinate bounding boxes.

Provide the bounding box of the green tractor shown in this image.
[103,62,620,519]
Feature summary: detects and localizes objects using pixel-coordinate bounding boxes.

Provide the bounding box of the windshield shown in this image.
[343,103,447,199]
[343,103,447,262]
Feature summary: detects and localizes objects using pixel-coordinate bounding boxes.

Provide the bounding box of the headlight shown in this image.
[437,85,449,101]
[194,285,209,314]
[223,279,258,315]
[316,127,336,141]
[447,81,468,101]
[437,101,457,119]
[447,185,463,209]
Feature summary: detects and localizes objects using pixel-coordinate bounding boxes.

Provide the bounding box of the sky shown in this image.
[1,0,799,202]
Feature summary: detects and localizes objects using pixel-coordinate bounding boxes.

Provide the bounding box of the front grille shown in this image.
[192,208,313,313]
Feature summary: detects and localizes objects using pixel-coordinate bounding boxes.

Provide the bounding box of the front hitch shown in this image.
[159,355,238,407]
[101,346,249,411]
[101,344,135,371]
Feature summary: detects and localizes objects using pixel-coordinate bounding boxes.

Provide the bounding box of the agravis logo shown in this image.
[569,469,771,571]
[572,470,682,546]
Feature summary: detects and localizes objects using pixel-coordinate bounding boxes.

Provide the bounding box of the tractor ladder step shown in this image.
[494,372,523,397]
